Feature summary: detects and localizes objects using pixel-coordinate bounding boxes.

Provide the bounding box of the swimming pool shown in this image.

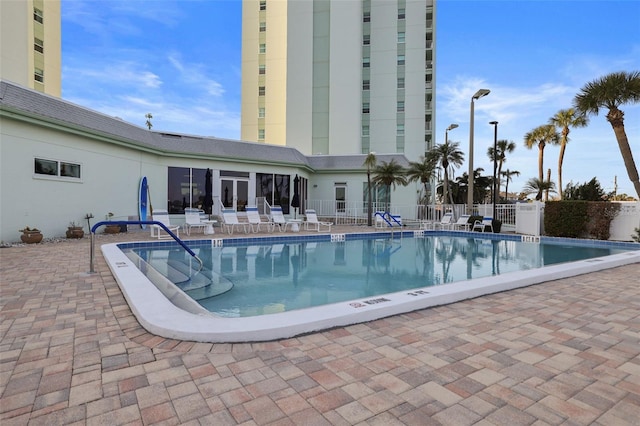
[102,231,640,342]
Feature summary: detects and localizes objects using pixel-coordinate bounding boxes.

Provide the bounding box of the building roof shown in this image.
[0,80,409,171]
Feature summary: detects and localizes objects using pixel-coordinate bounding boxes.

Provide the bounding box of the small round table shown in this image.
[202,220,217,235]
[289,219,303,232]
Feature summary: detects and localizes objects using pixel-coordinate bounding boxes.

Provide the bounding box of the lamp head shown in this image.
[446,123,459,131]
[489,121,498,125]
[472,89,491,100]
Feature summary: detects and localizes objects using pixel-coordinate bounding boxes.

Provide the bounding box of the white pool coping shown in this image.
[101,239,640,343]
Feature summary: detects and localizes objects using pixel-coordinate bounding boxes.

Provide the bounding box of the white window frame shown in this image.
[34,38,44,54]
[258,107,265,118]
[34,7,43,24]
[398,32,405,43]
[34,157,83,182]
[34,68,44,83]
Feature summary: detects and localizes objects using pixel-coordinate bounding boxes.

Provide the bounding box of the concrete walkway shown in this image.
[1,229,639,425]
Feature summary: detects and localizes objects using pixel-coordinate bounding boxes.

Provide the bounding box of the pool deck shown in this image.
[1,226,639,425]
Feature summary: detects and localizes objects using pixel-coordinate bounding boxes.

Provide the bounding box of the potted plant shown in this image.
[19,226,43,244]
[66,221,84,239]
[104,212,120,234]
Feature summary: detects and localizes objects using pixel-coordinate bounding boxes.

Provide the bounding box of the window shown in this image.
[259,86,265,96]
[397,55,405,66]
[259,22,266,32]
[258,107,265,118]
[398,8,405,19]
[258,129,265,140]
[425,74,432,88]
[363,11,370,22]
[34,7,43,24]
[167,167,211,213]
[259,43,266,53]
[34,158,81,180]
[260,0,266,11]
[363,57,370,68]
[397,124,405,136]
[362,79,370,90]
[397,101,405,112]
[34,68,44,83]
[397,77,405,89]
[398,32,405,43]
[259,64,266,75]
[34,38,44,54]
[363,34,370,45]
[362,102,370,114]
[362,125,370,137]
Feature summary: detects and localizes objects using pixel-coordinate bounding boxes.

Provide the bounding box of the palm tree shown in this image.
[523,177,556,200]
[574,71,640,198]
[363,152,377,226]
[406,154,438,204]
[549,108,588,199]
[428,141,464,211]
[523,124,560,201]
[371,159,408,211]
[487,139,516,202]
[501,169,520,201]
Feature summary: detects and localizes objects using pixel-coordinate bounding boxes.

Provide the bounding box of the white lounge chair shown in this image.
[183,208,207,235]
[472,217,494,233]
[449,214,472,231]
[246,206,273,233]
[221,209,249,234]
[304,209,332,232]
[422,212,453,230]
[150,209,180,239]
[270,206,295,232]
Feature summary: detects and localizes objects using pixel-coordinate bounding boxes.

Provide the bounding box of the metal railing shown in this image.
[89,220,203,273]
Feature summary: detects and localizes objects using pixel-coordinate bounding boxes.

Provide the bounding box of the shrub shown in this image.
[545,201,588,238]
[545,201,620,239]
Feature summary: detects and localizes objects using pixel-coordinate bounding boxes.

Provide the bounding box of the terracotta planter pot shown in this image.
[66,227,84,239]
[20,231,43,244]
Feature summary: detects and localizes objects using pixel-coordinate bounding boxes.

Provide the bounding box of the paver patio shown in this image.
[1,228,639,425]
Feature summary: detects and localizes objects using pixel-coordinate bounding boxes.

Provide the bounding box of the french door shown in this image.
[221,178,249,212]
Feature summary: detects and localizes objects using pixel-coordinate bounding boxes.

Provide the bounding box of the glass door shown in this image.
[221,179,249,212]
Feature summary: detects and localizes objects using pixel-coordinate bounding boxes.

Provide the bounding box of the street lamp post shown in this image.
[467,89,490,214]
[489,121,498,220]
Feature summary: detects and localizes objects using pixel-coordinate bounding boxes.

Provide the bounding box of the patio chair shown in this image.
[421,212,453,230]
[246,206,273,233]
[304,209,332,232]
[449,214,472,231]
[269,206,295,232]
[221,209,249,234]
[150,209,180,239]
[472,217,494,233]
[183,208,207,235]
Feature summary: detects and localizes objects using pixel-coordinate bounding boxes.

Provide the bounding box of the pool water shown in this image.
[126,235,631,318]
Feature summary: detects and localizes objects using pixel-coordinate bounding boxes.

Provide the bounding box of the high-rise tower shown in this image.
[1,0,61,97]
[241,0,435,160]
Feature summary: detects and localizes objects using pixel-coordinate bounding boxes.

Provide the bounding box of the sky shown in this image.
[61,0,640,198]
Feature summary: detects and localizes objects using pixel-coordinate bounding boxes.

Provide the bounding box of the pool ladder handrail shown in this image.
[89,220,203,274]
[374,211,402,228]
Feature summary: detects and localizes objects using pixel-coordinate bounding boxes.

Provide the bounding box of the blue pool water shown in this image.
[123,234,634,318]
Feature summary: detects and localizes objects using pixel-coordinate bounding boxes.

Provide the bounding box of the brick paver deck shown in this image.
[1,228,639,425]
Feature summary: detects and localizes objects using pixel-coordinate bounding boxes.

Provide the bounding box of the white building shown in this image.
[241,0,436,160]
[0,80,417,243]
